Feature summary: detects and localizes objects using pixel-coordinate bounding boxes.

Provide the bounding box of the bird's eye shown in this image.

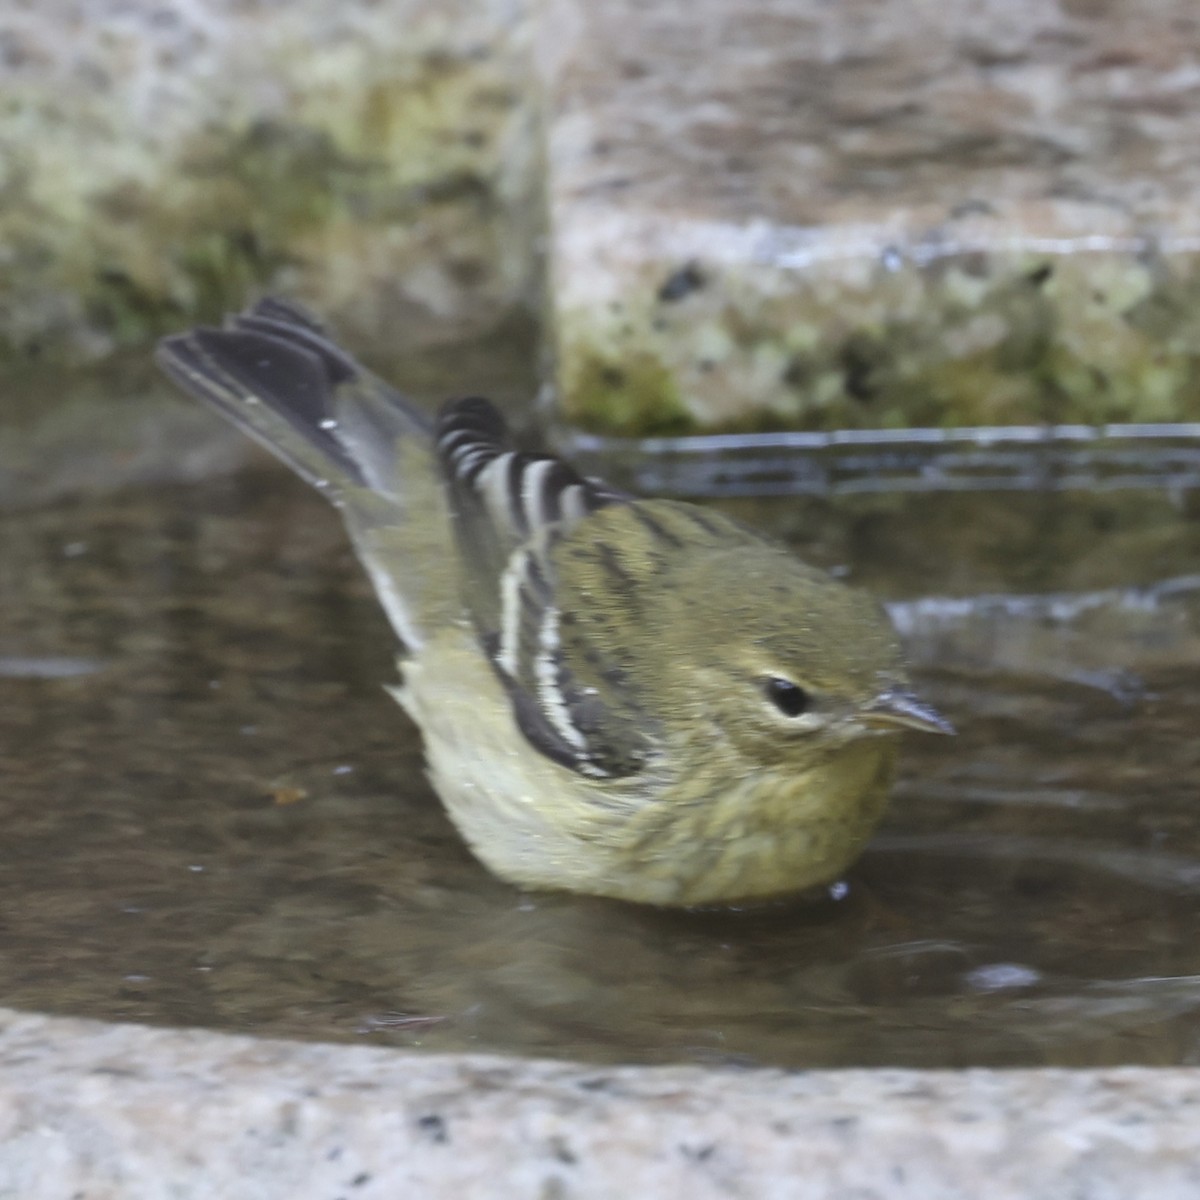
[764,677,810,718]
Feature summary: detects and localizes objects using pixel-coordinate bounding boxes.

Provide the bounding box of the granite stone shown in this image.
[1,1007,1199,1199]
[0,0,536,369]
[539,0,1200,432]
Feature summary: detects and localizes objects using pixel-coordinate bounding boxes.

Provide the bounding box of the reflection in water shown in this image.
[890,577,1200,678]
[871,833,1200,894]
[570,422,1200,498]
[0,657,107,678]
[1,443,1200,1069]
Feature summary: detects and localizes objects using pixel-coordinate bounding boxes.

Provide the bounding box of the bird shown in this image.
[156,297,952,908]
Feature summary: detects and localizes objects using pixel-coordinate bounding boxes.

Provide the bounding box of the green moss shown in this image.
[566,349,693,435]
[81,120,360,346]
[0,49,526,370]
[553,250,1200,433]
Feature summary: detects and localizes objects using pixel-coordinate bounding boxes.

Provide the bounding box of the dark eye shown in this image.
[764,677,810,718]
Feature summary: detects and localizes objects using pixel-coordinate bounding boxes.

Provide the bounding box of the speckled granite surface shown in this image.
[0,0,535,368]
[0,1006,1198,1198]
[539,0,1200,432]
[9,0,1200,433]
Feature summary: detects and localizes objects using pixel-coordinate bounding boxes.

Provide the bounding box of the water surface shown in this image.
[2,382,1200,1069]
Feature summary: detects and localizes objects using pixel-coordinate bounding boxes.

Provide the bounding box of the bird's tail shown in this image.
[155,296,433,499]
[156,297,458,649]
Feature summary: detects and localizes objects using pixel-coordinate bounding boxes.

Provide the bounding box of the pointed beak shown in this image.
[860,689,955,736]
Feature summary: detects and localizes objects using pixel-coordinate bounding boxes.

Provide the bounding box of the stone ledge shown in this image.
[2,1006,1199,1199]
[539,0,1200,433]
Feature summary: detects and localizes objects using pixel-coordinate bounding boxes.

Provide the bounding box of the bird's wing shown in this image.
[435,398,650,778]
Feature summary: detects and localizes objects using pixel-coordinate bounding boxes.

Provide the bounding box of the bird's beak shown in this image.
[860,689,955,735]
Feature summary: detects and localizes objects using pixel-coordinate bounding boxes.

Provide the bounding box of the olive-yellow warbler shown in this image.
[157,298,950,907]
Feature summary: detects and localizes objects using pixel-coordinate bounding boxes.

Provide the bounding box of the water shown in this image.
[2,376,1200,1069]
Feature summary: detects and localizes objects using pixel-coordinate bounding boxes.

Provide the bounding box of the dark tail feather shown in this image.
[155,298,431,497]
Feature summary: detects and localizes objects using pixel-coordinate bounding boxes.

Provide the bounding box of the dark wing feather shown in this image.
[435,396,624,646]
[435,398,645,778]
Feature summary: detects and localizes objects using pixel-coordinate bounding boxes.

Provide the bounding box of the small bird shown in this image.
[157,298,951,907]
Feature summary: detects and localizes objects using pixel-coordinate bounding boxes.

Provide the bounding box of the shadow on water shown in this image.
[2,364,1200,1069]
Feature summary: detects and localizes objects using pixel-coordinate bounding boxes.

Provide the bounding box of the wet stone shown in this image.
[539,0,1200,433]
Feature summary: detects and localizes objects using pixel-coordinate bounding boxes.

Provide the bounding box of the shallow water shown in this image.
[2,389,1200,1068]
